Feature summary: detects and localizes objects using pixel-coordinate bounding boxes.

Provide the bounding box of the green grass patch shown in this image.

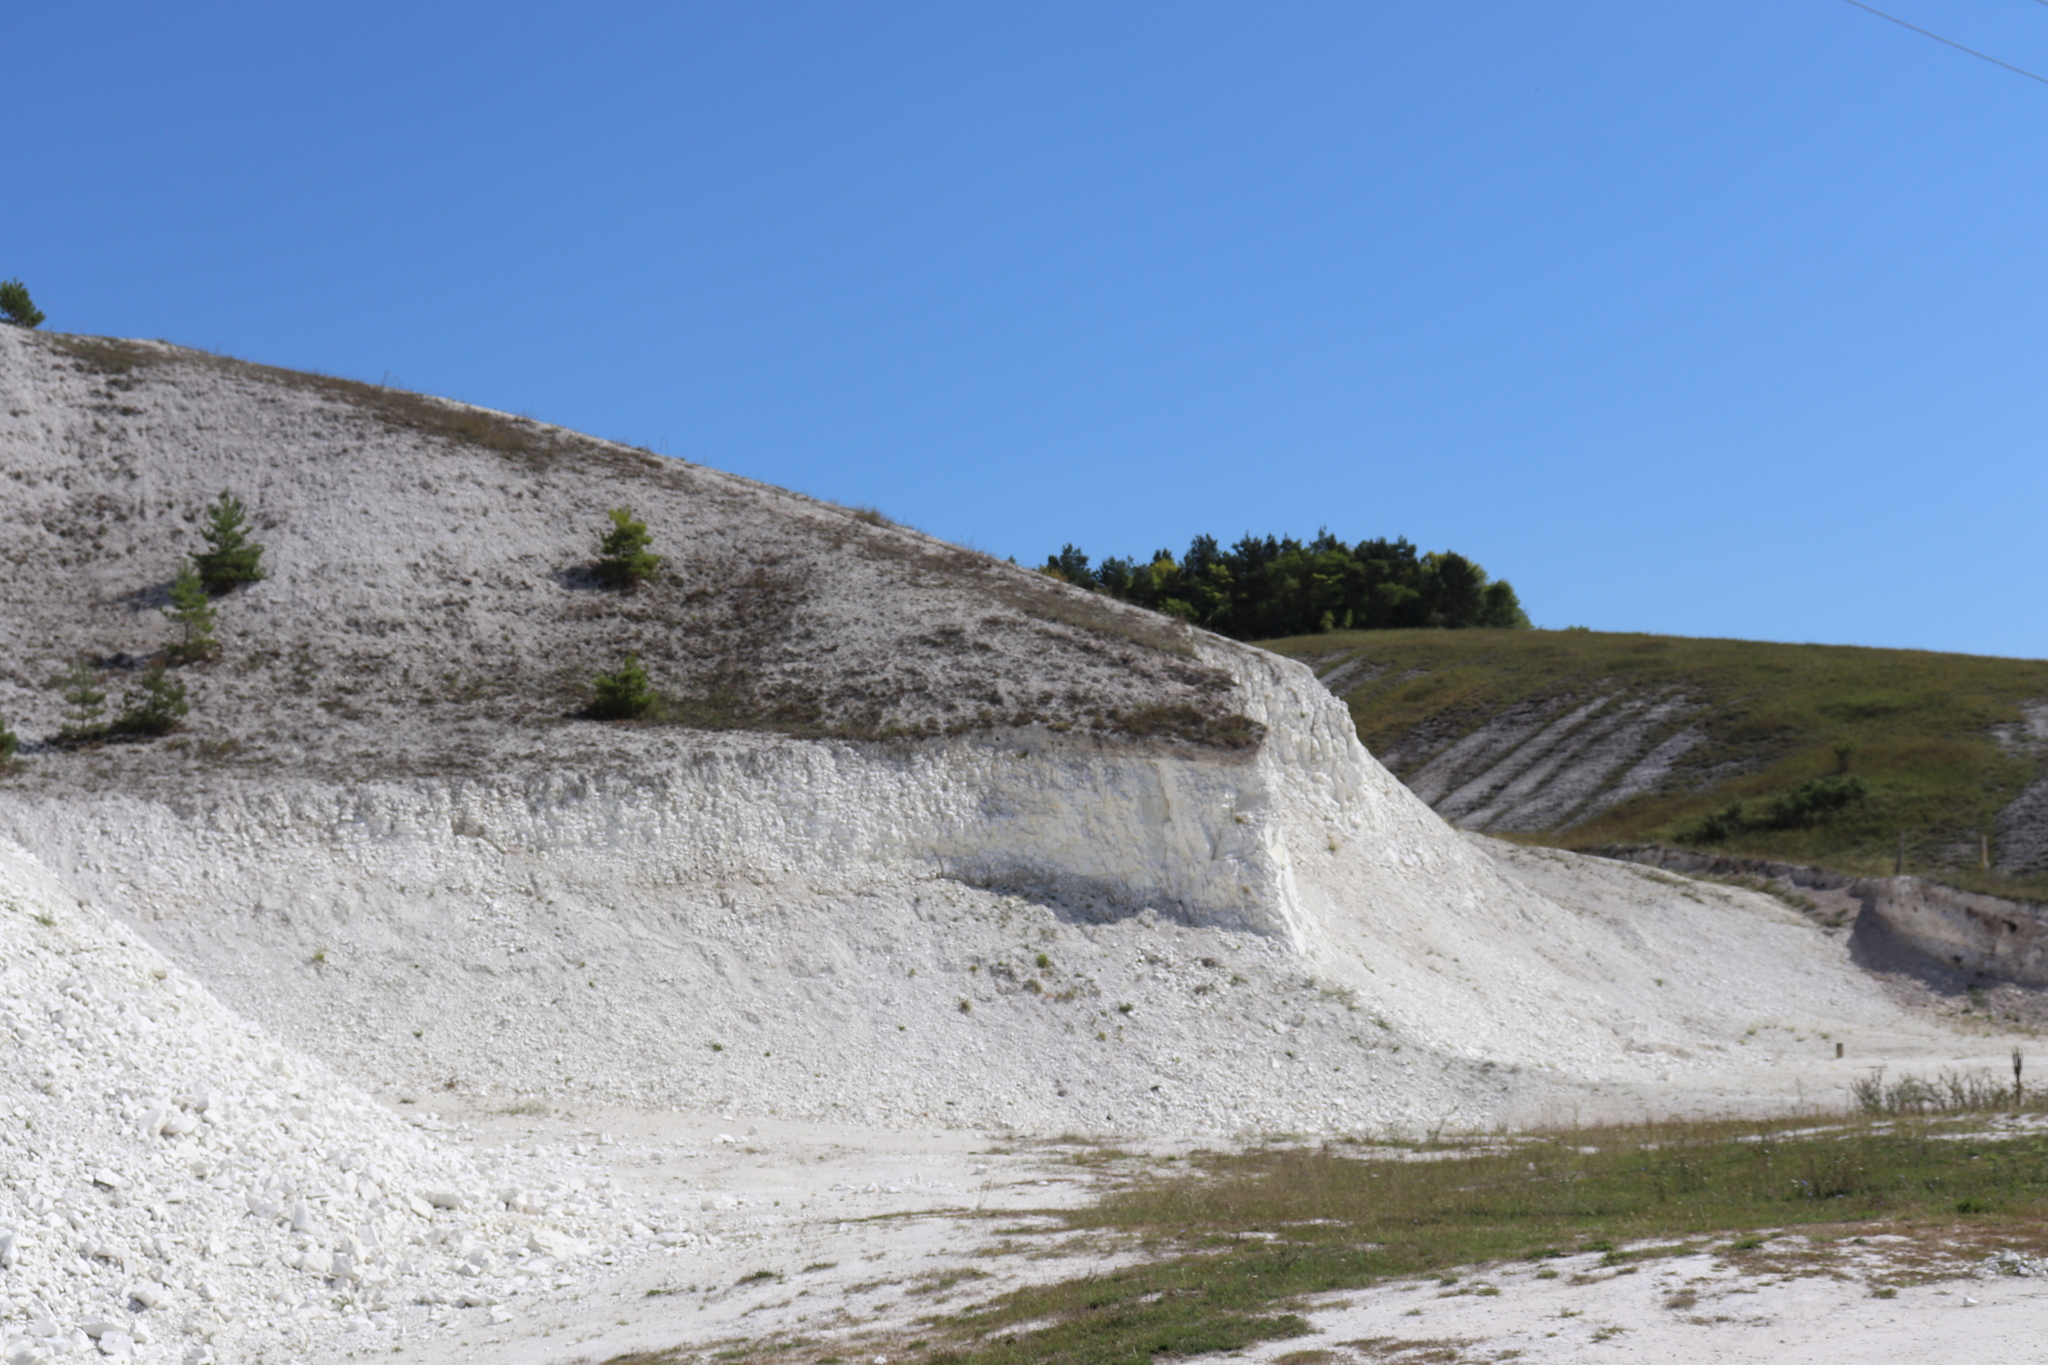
[919,1113,2048,1365]
[1261,628,2048,896]
[606,1106,2048,1365]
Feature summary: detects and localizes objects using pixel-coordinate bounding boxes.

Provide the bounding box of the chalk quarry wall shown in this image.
[4,650,1403,951]
[0,643,1728,1129]
[0,330,1945,1139]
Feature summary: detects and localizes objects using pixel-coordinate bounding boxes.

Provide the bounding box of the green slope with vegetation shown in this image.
[1260,628,2048,899]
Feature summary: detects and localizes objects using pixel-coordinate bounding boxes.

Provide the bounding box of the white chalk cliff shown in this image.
[0,329,1924,1143]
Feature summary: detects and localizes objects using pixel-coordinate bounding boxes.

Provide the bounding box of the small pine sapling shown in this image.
[113,664,189,737]
[193,492,267,594]
[595,508,663,589]
[0,714,17,763]
[165,561,219,662]
[590,654,656,720]
[56,659,109,745]
[0,280,44,329]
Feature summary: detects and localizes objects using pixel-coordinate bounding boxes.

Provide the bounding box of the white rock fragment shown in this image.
[525,1229,590,1260]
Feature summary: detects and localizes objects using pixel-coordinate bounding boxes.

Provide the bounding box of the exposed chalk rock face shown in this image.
[0,644,1911,1137]
[0,327,1575,1105]
[0,327,1943,1144]
[0,648,1550,1130]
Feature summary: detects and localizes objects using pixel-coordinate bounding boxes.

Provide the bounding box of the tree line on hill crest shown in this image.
[1041,532,1530,639]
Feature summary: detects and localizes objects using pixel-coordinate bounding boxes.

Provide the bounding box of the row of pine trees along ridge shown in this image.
[1042,531,1530,638]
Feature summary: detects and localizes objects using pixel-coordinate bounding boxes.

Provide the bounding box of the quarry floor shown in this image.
[368,1026,2046,1365]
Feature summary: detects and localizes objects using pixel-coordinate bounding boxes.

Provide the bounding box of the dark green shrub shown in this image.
[112,664,188,737]
[1690,802,1747,842]
[1758,775,1867,830]
[0,715,17,763]
[55,659,108,745]
[595,508,662,589]
[1687,776,1868,843]
[193,492,266,594]
[589,654,656,720]
[165,561,218,662]
[0,280,43,329]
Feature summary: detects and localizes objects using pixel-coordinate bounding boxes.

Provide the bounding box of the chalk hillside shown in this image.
[0,327,1965,1143]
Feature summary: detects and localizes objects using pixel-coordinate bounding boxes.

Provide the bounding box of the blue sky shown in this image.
[12,3,2047,657]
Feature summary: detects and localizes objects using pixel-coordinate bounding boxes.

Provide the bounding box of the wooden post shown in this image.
[1835,1042,1844,1059]
[1983,833,1991,872]
[1895,831,1905,877]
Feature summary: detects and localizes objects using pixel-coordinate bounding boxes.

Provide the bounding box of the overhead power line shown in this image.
[1839,0,2048,85]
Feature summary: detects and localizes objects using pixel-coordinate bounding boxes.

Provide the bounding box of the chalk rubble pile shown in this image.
[0,840,655,1363]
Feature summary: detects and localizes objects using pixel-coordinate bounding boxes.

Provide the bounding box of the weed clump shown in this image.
[1114,703,1265,752]
[1850,1065,2023,1116]
[0,714,17,764]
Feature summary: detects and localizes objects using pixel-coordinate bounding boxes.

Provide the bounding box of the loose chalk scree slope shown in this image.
[0,841,630,1362]
[0,328,1946,1360]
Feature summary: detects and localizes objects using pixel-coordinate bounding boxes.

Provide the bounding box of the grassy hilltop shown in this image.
[1262,628,2048,899]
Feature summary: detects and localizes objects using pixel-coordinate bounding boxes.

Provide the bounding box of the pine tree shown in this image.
[590,654,656,720]
[193,492,266,594]
[595,508,662,589]
[165,561,218,662]
[113,664,188,737]
[56,659,108,745]
[0,280,43,329]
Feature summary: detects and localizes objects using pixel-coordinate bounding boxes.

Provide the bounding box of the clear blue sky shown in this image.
[13,3,2047,658]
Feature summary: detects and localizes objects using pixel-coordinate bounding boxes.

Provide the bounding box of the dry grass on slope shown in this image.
[0,333,1261,783]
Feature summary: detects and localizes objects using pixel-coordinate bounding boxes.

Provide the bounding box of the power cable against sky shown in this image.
[1839,0,2048,84]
